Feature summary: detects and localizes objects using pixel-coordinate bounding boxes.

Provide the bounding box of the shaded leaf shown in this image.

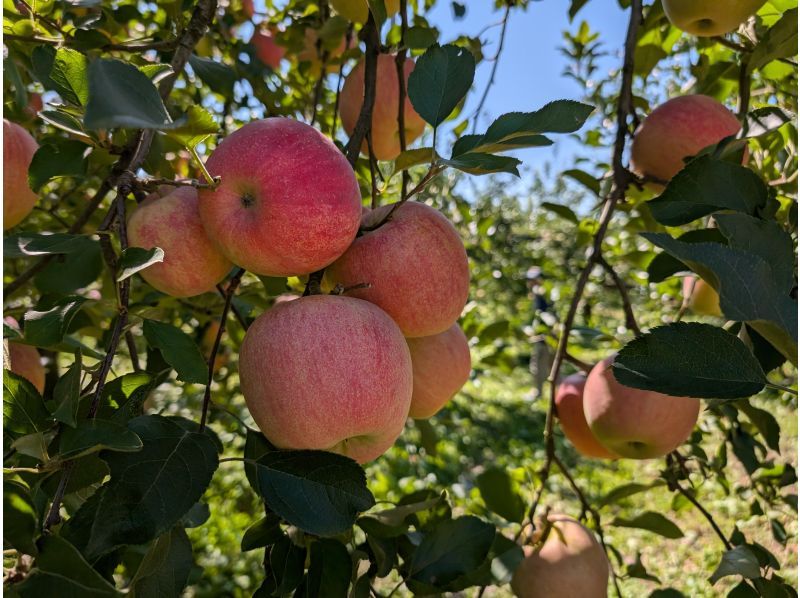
[612,512,684,539]
[142,320,207,384]
[749,9,798,72]
[188,55,237,95]
[709,546,761,584]
[241,515,284,552]
[117,247,165,282]
[28,139,89,192]
[52,350,82,427]
[58,419,143,460]
[3,481,39,556]
[646,229,727,283]
[541,202,579,224]
[270,536,306,595]
[441,153,521,176]
[305,539,352,597]
[23,296,89,348]
[3,371,50,442]
[476,468,525,522]
[129,527,194,598]
[408,44,475,126]
[598,481,665,507]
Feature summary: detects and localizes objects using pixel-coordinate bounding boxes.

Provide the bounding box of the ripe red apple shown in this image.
[511,514,609,598]
[663,0,767,36]
[555,374,617,459]
[128,186,232,297]
[631,95,741,184]
[4,119,39,230]
[198,118,362,277]
[339,53,426,160]
[583,356,700,459]
[239,295,412,463]
[682,276,722,317]
[330,0,399,23]
[251,28,284,70]
[406,323,471,419]
[325,201,470,338]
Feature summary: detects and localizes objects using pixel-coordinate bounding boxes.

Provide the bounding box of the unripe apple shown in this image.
[511,514,609,598]
[251,28,285,70]
[330,0,399,23]
[584,356,700,459]
[239,295,413,463]
[127,186,232,297]
[663,0,767,37]
[631,95,741,184]
[325,201,470,338]
[198,118,362,277]
[682,276,722,317]
[4,119,39,230]
[340,53,426,160]
[555,374,617,459]
[406,324,471,419]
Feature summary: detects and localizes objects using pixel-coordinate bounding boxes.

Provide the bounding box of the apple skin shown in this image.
[555,374,618,460]
[511,514,609,598]
[339,53,426,160]
[4,120,39,230]
[330,0,399,23]
[7,343,45,394]
[631,95,741,184]
[406,323,471,419]
[127,186,232,298]
[251,28,285,70]
[663,0,766,36]
[683,277,722,317]
[584,356,701,459]
[325,201,470,338]
[239,295,413,463]
[198,118,362,277]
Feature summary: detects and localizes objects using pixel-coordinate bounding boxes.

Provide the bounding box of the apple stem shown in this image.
[190,146,218,187]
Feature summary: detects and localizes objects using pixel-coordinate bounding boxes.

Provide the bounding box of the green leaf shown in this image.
[3,481,39,556]
[50,48,89,106]
[407,43,475,127]
[406,26,439,49]
[52,350,82,427]
[23,296,89,348]
[305,539,352,597]
[541,202,579,224]
[749,8,798,72]
[562,168,600,195]
[612,512,684,539]
[250,450,375,537]
[270,536,306,595]
[28,139,89,192]
[58,419,143,460]
[38,109,89,138]
[35,243,103,295]
[241,515,283,552]
[709,546,761,584]
[3,371,51,442]
[598,481,665,507]
[646,229,727,283]
[14,535,121,597]
[142,319,207,384]
[391,147,438,177]
[117,247,165,282]
[441,153,521,176]
[84,59,172,130]
[188,55,237,96]
[647,156,768,226]
[164,105,219,150]
[613,323,766,399]
[737,401,781,453]
[476,468,525,522]
[129,528,194,598]
[6,233,96,257]
[358,493,447,538]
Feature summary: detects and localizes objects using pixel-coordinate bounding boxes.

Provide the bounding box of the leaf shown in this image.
[647,156,768,226]
[749,9,798,72]
[562,168,600,195]
[3,371,51,442]
[188,55,237,95]
[164,105,219,150]
[4,481,39,556]
[142,319,207,384]
[14,535,121,597]
[408,516,495,590]
[646,229,727,283]
[23,296,89,348]
[709,546,761,584]
[58,419,143,460]
[612,512,684,539]
[737,402,781,452]
[476,468,525,522]
[84,59,172,130]
[391,147,438,176]
[250,450,375,537]
[441,153,521,176]
[541,202,579,224]
[7,233,96,257]
[241,515,284,551]
[358,493,447,538]
[270,536,306,595]
[598,481,665,507]
[129,528,194,598]
[35,243,103,295]
[613,323,766,399]
[68,415,219,560]
[52,350,82,427]
[407,43,475,127]
[49,48,89,106]
[28,139,89,192]
[406,25,439,49]
[117,247,165,282]
[305,539,352,597]
[38,109,89,138]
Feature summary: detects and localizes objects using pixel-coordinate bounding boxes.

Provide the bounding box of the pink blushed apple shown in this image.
[555,374,617,460]
[4,119,39,230]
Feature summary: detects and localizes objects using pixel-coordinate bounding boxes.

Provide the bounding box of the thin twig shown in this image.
[395,0,410,199]
[673,482,732,550]
[359,165,443,231]
[598,256,641,335]
[470,3,511,134]
[344,13,380,166]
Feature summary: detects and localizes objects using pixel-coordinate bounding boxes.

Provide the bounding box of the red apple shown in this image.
[198,118,362,276]
[4,317,45,394]
[127,186,232,297]
[4,119,39,230]
[239,295,413,463]
[339,53,426,160]
[251,28,284,70]
[631,95,741,184]
[325,201,470,338]
[511,514,609,598]
[584,356,700,459]
[682,276,722,317]
[555,374,617,459]
[406,323,471,419]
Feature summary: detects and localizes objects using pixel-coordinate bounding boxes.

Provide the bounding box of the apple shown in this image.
[339,53,426,160]
[683,276,722,317]
[631,95,741,184]
[511,513,609,598]
[251,28,285,70]
[406,323,471,419]
[298,28,352,75]
[4,119,39,230]
[663,0,767,37]
[4,317,45,394]
[239,295,413,463]
[198,118,362,277]
[325,201,470,338]
[23,93,43,120]
[583,356,701,459]
[555,374,617,459]
[127,186,232,297]
[330,0,399,23]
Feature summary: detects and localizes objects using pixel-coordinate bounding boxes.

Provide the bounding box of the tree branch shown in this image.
[344,13,380,166]
[470,3,511,134]
[395,0,410,199]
